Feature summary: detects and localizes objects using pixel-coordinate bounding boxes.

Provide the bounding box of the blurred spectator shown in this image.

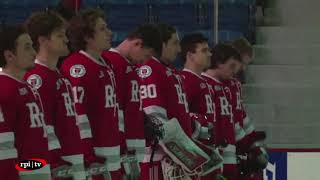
[255,0,266,26]
[56,0,82,20]
[256,0,266,15]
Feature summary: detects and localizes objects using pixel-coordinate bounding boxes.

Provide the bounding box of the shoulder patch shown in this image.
[166,69,173,77]
[19,87,28,95]
[70,64,86,78]
[200,83,206,89]
[214,85,222,91]
[126,66,133,73]
[138,65,152,78]
[27,74,42,89]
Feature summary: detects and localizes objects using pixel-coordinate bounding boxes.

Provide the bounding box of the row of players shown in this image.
[0,8,266,180]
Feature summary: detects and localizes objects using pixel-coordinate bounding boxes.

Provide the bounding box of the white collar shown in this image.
[79,50,107,67]
[109,48,131,64]
[182,68,203,80]
[0,71,25,83]
[201,72,222,83]
[151,56,161,64]
[35,59,59,72]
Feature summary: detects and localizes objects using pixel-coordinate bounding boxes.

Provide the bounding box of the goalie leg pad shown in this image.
[161,157,193,180]
[140,161,164,180]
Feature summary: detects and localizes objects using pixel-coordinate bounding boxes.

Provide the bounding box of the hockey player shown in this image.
[230,37,253,84]
[230,38,267,180]
[202,43,242,180]
[140,24,214,180]
[179,33,226,180]
[24,11,90,179]
[101,24,162,179]
[0,25,52,180]
[60,9,121,179]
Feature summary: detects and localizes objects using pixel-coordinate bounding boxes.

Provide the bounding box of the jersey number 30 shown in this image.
[140,84,157,99]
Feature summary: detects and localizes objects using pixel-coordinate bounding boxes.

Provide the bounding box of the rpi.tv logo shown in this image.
[15,158,47,171]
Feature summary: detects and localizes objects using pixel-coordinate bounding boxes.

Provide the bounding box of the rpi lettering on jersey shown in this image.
[26,102,44,128]
[205,94,214,114]
[15,159,47,171]
[130,80,139,102]
[105,85,116,108]
[174,84,189,112]
[236,92,242,110]
[219,97,231,115]
[62,92,75,116]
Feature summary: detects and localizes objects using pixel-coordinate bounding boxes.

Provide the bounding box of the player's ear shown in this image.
[84,35,92,44]
[132,38,143,48]
[186,51,194,61]
[4,50,16,63]
[38,35,49,47]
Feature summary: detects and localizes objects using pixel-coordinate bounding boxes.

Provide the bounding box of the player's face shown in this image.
[47,27,69,57]
[91,17,112,51]
[8,33,36,71]
[162,33,181,63]
[219,58,239,80]
[129,40,154,64]
[190,42,212,70]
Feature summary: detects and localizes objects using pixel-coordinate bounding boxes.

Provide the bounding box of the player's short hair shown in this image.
[180,33,208,63]
[67,8,105,52]
[209,43,241,69]
[24,11,67,52]
[127,24,162,58]
[156,23,177,44]
[0,25,27,67]
[231,37,252,58]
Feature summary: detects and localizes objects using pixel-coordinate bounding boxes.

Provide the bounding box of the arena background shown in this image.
[1,0,319,179]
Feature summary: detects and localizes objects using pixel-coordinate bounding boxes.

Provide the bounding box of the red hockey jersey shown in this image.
[180,69,215,144]
[224,78,246,141]
[224,78,260,154]
[0,72,51,179]
[139,57,193,162]
[60,50,121,173]
[202,73,237,169]
[140,57,192,137]
[101,48,145,161]
[25,61,86,165]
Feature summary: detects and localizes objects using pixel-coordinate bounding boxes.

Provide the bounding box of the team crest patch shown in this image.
[18,87,28,95]
[126,66,132,73]
[214,85,222,91]
[27,74,42,89]
[70,64,86,78]
[138,65,152,78]
[166,68,172,77]
[200,83,206,89]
